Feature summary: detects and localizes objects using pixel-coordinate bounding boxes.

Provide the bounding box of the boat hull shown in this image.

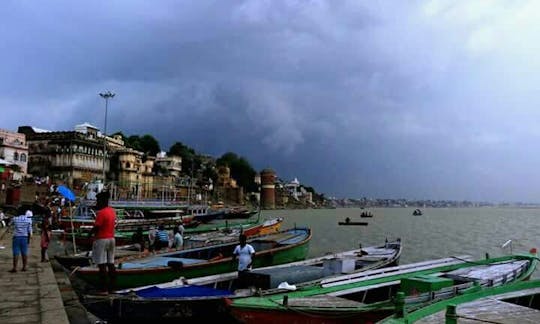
[76,228,311,289]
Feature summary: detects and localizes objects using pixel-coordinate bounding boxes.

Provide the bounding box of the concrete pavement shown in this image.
[0,226,70,324]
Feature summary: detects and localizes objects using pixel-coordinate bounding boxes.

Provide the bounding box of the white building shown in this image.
[0,128,28,175]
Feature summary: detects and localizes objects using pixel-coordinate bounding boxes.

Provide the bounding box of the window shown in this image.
[13,152,19,161]
[20,153,26,162]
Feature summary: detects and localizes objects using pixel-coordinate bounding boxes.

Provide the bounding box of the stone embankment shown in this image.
[0,227,69,324]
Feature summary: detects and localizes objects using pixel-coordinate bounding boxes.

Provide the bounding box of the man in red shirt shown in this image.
[92,190,116,294]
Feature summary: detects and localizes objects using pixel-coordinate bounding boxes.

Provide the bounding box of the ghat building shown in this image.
[18,123,155,197]
[0,128,28,178]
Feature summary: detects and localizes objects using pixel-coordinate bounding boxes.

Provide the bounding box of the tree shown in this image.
[169,142,200,174]
[216,152,257,192]
[120,134,161,157]
[139,134,161,156]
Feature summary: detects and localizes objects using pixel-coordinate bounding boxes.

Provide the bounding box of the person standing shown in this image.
[40,220,51,262]
[173,227,183,250]
[232,234,255,288]
[9,208,33,273]
[91,191,116,294]
[0,209,6,227]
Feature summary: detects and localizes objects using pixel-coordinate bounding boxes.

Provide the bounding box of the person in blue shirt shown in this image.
[10,208,33,273]
[156,224,170,250]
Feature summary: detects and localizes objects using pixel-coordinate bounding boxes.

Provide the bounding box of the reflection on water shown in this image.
[261,207,540,278]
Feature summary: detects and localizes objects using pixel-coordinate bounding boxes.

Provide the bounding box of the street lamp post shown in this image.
[99,91,115,186]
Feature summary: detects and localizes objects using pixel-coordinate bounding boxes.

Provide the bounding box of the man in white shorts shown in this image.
[91,191,116,294]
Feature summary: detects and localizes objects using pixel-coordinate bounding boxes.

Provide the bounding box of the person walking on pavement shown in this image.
[10,208,33,272]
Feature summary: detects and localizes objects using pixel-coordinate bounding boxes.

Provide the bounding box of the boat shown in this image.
[227,252,538,324]
[56,218,284,268]
[360,211,373,218]
[380,278,540,323]
[223,206,259,219]
[183,217,284,248]
[67,212,267,249]
[412,209,423,216]
[82,239,402,322]
[338,217,368,226]
[54,244,143,269]
[75,227,312,289]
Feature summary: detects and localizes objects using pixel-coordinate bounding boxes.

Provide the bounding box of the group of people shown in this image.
[130,223,185,253]
[7,188,257,293]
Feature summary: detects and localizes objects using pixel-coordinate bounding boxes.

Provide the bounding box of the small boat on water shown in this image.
[381,277,540,323]
[360,211,373,218]
[228,252,538,324]
[75,227,312,289]
[338,217,368,226]
[412,209,423,216]
[82,239,402,322]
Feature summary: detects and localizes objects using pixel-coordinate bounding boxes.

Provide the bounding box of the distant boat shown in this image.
[338,217,368,226]
[360,211,373,218]
[412,209,423,216]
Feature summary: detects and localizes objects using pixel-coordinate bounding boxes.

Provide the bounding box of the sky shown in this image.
[2,1,540,202]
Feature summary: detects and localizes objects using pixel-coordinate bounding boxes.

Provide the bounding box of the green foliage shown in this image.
[168,142,202,173]
[139,135,161,156]
[120,134,161,157]
[216,152,257,192]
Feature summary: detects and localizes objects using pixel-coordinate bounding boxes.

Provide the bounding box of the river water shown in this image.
[262,207,540,276]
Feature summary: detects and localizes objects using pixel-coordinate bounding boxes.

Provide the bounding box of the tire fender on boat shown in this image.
[168,260,184,270]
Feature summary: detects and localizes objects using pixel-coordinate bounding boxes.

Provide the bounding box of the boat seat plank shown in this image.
[121,257,205,269]
[444,260,528,281]
[282,295,366,308]
[418,298,540,323]
[360,247,397,256]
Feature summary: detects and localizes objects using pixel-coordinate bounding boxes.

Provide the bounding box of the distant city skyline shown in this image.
[2,2,540,202]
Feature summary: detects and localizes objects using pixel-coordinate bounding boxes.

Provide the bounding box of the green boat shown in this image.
[380,278,540,323]
[75,227,312,289]
[68,212,263,249]
[228,252,538,324]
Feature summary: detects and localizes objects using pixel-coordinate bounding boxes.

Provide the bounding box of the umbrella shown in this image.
[56,185,77,253]
[57,185,76,202]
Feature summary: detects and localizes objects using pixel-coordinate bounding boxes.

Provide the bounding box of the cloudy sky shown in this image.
[2,1,540,202]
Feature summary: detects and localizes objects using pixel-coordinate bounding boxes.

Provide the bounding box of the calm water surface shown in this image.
[262,207,540,276]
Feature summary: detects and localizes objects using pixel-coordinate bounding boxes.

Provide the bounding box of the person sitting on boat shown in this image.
[156,224,170,250]
[148,226,158,252]
[131,227,145,252]
[173,227,183,250]
[233,234,255,289]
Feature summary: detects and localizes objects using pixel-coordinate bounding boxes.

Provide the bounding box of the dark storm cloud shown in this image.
[3,1,540,202]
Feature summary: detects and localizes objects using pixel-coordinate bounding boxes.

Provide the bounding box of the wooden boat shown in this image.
[54,244,142,269]
[82,239,402,322]
[68,212,267,249]
[57,218,284,268]
[338,217,368,226]
[223,206,259,219]
[75,227,312,289]
[360,211,373,218]
[183,217,284,248]
[381,278,540,323]
[228,252,538,324]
